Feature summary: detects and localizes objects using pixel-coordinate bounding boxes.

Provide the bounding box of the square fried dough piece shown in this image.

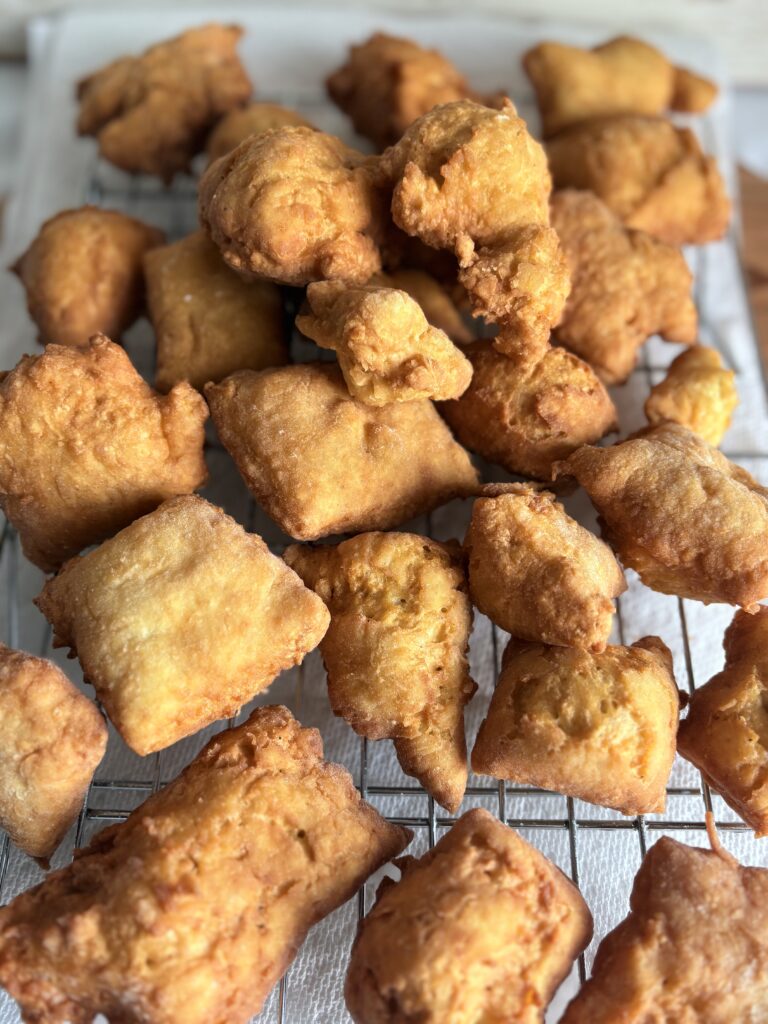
[35,496,330,756]
[345,808,592,1024]
[472,637,679,816]
[206,363,479,540]
[0,644,107,862]
[0,706,410,1024]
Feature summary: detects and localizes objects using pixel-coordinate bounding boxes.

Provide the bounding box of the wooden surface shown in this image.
[740,168,768,368]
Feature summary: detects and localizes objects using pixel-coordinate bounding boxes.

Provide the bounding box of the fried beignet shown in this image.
[144,230,287,392]
[0,644,107,863]
[644,346,738,446]
[0,336,207,572]
[35,497,330,756]
[523,36,717,138]
[199,127,388,285]
[0,705,410,1024]
[550,190,697,384]
[547,116,730,246]
[678,608,768,835]
[345,808,592,1024]
[12,207,163,347]
[285,533,476,811]
[206,101,314,162]
[373,269,473,344]
[556,424,768,608]
[473,637,678,816]
[465,488,625,650]
[561,836,768,1023]
[206,363,479,540]
[296,280,472,405]
[439,340,617,480]
[76,23,250,182]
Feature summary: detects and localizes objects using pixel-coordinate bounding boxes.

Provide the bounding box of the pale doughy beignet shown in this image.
[644,345,738,446]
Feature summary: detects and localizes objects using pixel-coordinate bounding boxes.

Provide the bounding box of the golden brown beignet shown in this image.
[644,345,738,446]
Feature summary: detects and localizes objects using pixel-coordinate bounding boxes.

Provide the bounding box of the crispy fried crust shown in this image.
[35,496,329,756]
[556,424,768,608]
[285,533,476,811]
[345,808,592,1024]
[373,269,473,344]
[205,101,314,162]
[439,341,617,480]
[678,607,768,835]
[644,345,738,446]
[0,336,208,572]
[144,230,287,392]
[472,637,679,816]
[12,206,164,347]
[561,837,768,1022]
[0,705,410,1024]
[296,280,472,405]
[551,190,697,384]
[206,363,479,540]
[0,645,107,863]
[465,488,625,650]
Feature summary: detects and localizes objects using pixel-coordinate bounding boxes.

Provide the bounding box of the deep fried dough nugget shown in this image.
[561,836,768,1022]
[206,101,314,162]
[296,280,472,405]
[440,340,617,480]
[77,24,250,182]
[345,808,592,1024]
[551,190,697,384]
[35,496,329,756]
[0,336,207,572]
[644,345,738,446]
[523,36,717,137]
[199,127,388,285]
[556,424,768,608]
[144,230,287,392]
[547,116,730,246]
[0,644,107,863]
[285,533,476,811]
[374,269,473,344]
[465,488,625,650]
[473,637,678,816]
[12,207,163,347]
[0,705,410,1024]
[678,607,768,835]
[206,363,479,540]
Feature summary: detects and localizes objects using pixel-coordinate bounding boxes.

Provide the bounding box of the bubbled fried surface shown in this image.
[35,497,329,756]
[0,336,208,572]
[561,837,768,1023]
[345,808,592,1024]
[373,269,473,344]
[0,706,410,1024]
[205,101,314,162]
[206,363,479,540]
[472,637,679,816]
[0,645,107,863]
[285,533,476,811]
[644,345,738,446]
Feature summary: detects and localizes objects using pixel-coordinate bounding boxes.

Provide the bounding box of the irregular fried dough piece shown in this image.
[77,24,251,182]
[439,340,617,480]
[206,101,314,162]
[285,533,476,811]
[12,207,163,347]
[0,705,410,1024]
[345,808,592,1024]
[296,280,472,405]
[35,496,329,756]
[546,116,730,246]
[678,607,768,836]
[373,269,473,344]
[465,488,625,650]
[206,363,479,540]
[523,36,717,137]
[473,637,679,816]
[144,230,287,391]
[644,346,738,446]
[556,424,768,608]
[199,127,388,285]
[0,336,208,572]
[561,836,768,1023]
[551,190,697,384]
[0,644,107,863]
